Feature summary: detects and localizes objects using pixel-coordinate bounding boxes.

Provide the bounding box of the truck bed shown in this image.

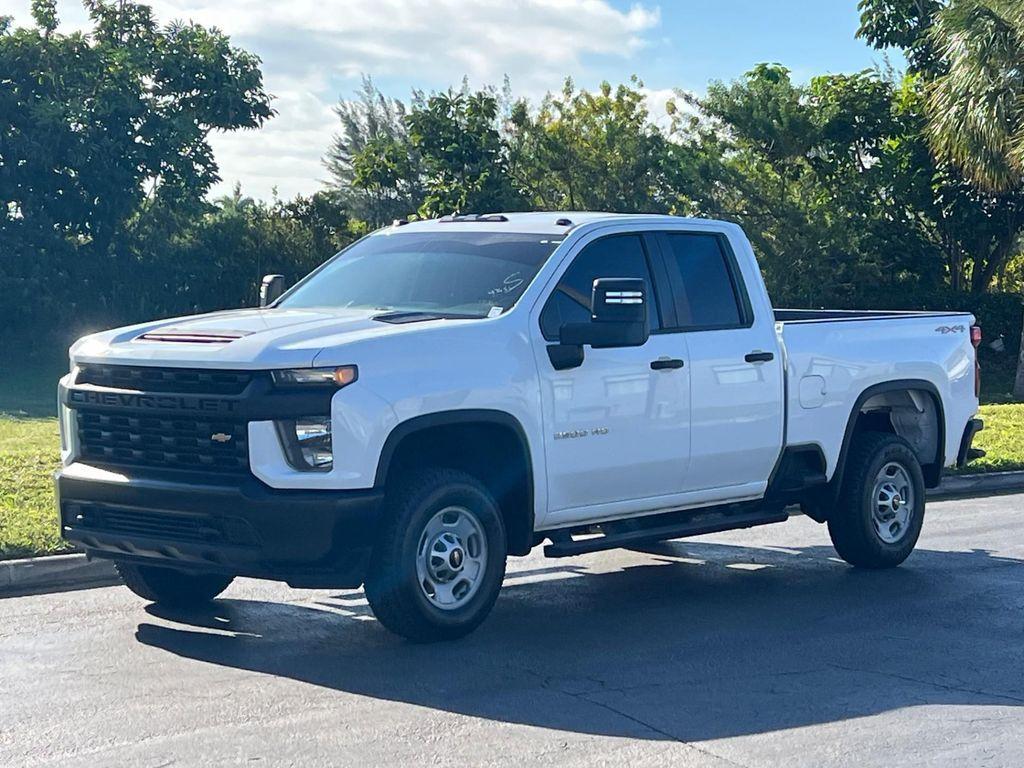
[776,308,977,481]
[775,308,966,323]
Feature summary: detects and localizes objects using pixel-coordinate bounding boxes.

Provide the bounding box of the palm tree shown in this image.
[927,0,1024,193]
[927,0,1024,397]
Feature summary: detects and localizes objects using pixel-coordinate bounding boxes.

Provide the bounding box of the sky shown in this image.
[1,1,900,201]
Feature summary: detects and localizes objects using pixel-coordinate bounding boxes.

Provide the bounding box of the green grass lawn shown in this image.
[1,403,1021,560]
[0,416,70,559]
[961,403,1024,474]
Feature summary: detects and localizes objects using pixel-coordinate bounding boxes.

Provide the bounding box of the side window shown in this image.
[662,233,745,329]
[540,234,660,341]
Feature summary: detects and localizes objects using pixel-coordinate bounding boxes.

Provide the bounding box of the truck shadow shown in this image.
[135,542,1024,742]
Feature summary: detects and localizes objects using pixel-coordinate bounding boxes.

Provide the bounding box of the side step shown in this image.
[543,508,789,558]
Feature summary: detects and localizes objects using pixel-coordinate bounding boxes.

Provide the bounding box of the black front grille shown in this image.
[71,503,258,546]
[77,364,253,395]
[76,409,249,474]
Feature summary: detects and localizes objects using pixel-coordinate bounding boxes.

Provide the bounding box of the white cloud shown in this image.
[640,86,701,136]
[641,87,679,130]
[149,0,659,89]
[0,0,661,199]
[207,85,338,201]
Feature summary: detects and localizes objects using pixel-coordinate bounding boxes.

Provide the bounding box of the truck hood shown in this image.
[70,307,461,369]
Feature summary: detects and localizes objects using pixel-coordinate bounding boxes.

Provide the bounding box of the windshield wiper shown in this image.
[372,310,484,324]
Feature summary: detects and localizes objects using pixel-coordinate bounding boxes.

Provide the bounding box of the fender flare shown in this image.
[374,409,535,554]
[829,379,946,497]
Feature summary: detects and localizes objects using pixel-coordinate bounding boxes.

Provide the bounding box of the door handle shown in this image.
[745,351,775,363]
[650,358,685,370]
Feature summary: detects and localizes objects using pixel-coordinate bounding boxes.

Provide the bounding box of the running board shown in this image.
[543,508,789,558]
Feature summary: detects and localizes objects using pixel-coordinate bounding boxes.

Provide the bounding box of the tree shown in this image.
[683,65,946,306]
[858,0,1024,294]
[349,136,420,226]
[405,88,524,217]
[506,78,682,213]
[324,77,422,227]
[857,0,945,71]
[1,0,273,335]
[927,0,1024,192]
[923,0,1024,395]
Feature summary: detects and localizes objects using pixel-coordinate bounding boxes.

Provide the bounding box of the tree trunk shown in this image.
[1014,309,1024,400]
[970,209,1023,294]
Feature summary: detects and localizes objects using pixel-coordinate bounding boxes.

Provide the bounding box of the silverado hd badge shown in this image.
[554,427,609,440]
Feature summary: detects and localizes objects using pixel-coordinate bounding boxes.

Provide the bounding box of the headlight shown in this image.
[277,417,333,471]
[271,367,355,470]
[272,366,358,387]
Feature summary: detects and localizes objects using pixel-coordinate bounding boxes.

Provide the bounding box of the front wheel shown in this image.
[828,432,926,569]
[364,468,507,642]
[115,562,234,606]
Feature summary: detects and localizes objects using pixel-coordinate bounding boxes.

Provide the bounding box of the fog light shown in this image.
[277,417,333,470]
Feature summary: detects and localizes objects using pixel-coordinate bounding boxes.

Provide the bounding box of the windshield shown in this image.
[278,231,562,317]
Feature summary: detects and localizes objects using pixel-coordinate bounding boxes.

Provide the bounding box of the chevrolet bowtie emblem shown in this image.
[210,433,233,443]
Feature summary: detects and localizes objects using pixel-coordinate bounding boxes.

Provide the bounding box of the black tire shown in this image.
[364,468,507,642]
[115,562,234,606]
[828,432,926,569]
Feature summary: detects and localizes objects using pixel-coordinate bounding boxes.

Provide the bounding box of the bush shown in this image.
[4,192,353,353]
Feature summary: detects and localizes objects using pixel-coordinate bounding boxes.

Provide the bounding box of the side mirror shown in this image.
[591,278,648,333]
[548,278,650,370]
[259,274,286,307]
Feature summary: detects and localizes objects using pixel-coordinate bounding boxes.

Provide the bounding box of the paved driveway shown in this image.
[3,494,1023,767]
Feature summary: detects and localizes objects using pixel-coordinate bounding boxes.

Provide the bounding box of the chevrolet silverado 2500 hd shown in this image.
[56,212,984,640]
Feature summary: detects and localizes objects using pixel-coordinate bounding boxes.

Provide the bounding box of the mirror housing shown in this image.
[592,278,647,326]
[259,274,286,307]
[548,278,649,370]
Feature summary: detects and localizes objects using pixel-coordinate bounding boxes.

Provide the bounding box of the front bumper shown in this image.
[57,463,382,588]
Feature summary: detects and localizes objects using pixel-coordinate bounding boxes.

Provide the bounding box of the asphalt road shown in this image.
[3,493,1023,768]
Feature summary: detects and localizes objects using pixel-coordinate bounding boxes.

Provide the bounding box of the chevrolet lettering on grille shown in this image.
[68,389,237,413]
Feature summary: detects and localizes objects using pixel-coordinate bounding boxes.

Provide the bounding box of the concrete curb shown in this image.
[3,471,1023,599]
[0,553,119,598]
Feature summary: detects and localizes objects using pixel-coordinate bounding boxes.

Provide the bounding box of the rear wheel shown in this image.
[828,432,926,568]
[115,562,233,606]
[365,468,507,642]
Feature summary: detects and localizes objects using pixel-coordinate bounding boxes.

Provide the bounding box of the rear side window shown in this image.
[662,233,745,329]
[540,234,660,340]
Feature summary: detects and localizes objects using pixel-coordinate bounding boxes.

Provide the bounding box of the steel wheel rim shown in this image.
[871,461,914,544]
[416,505,488,610]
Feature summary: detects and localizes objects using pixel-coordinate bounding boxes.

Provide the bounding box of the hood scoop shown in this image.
[136,328,252,344]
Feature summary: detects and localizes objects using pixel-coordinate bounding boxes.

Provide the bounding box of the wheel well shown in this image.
[853,388,942,483]
[847,385,944,488]
[806,382,945,519]
[378,417,534,556]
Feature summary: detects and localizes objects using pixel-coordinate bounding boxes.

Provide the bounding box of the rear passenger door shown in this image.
[655,231,783,498]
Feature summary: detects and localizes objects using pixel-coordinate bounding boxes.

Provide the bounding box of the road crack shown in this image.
[576,692,752,768]
[826,662,1024,705]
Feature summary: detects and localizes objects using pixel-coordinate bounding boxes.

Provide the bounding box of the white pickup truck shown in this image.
[57,212,984,640]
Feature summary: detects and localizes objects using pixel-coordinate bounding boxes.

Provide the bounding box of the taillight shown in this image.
[971,325,982,398]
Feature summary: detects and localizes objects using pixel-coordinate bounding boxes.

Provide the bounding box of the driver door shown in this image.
[532,232,692,527]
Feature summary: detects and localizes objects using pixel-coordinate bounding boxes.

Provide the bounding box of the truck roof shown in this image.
[383,212,726,236]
